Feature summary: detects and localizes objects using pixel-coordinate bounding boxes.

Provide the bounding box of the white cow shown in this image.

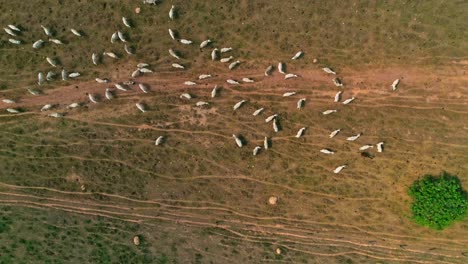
[105,89,114,100]
[122,17,131,28]
[297,98,306,109]
[46,57,57,67]
[253,146,261,156]
[8,39,21,44]
[38,72,45,85]
[184,81,196,86]
[95,78,109,83]
[359,145,373,151]
[346,133,361,141]
[291,51,303,60]
[211,48,219,61]
[69,72,81,78]
[169,5,176,19]
[117,31,127,42]
[329,129,341,138]
[284,73,298,80]
[40,104,53,111]
[295,127,306,138]
[199,74,212,80]
[61,69,67,80]
[320,149,335,154]
[226,79,239,85]
[169,49,181,59]
[392,79,400,91]
[342,97,355,105]
[139,83,149,93]
[92,53,99,65]
[180,93,192,99]
[333,78,343,87]
[333,165,346,174]
[172,63,185,69]
[273,118,279,132]
[2,99,15,104]
[233,100,246,110]
[232,134,243,147]
[115,83,129,91]
[136,103,147,112]
[322,67,336,75]
[71,28,82,37]
[33,39,44,49]
[168,29,177,40]
[88,93,98,103]
[322,109,337,115]
[155,136,164,146]
[278,62,286,74]
[111,32,119,43]
[41,25,52,36]
[334,91,342,102]
[376,142,384,152]
[48,38,63,44]
[220,56,233,63]
[200,39,211,48]
[229,61,240,70]
[252,108,264,116]
[179,39,193,45]
[4,27,17,36]
[211,85,219,98]
[265,114,277,123]
[265,65,274,76]
[283,91,297,97]
[264,137,269,149]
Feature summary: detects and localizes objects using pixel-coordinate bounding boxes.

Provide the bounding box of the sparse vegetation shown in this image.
[409,172,468,230]
[0,0,467,263]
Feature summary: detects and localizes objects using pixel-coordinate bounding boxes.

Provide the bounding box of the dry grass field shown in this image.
[0,0,467,263]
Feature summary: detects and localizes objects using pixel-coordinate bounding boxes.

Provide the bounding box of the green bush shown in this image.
[409,172,467,230]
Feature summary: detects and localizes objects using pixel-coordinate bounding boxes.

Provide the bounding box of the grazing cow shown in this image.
[320,149,335,154]
[342,97,355,105]
[253,108,264,116]
[322,109,337,115]
[322,67,336,75]
[295,127,306,138]
[297,98,306,109]
[33,39,44,49]
[71,29,82,37]
[278,62,286,74]
[136,103,147,112]
[220,56,234,63]
[253,146,261,156]
[334,91,342,102]
[329,129,341,138]
[233,100,246,110]
[155,136,164,146]
[376,142,384,152]
[291,51,303,60]
[200,39,211,48]
[265,65,274,76]
[392,79,400,91]
[232,134,243,147]
[211,85,219,98]
[346,133,361,141]
[333,165,346,174]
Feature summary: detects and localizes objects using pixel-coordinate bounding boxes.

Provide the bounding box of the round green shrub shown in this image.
[409,172,467,230]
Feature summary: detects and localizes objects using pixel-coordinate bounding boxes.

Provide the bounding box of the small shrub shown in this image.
[409,172,467,230]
